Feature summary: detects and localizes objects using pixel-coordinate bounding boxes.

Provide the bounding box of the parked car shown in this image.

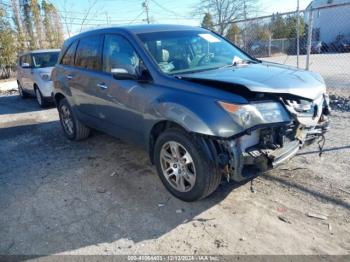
[52,25,331,201]
[310,41,329,54]
[248,41,280,57]
[287,40,328,55]
[330,37,350,53]
[17,49,60,107]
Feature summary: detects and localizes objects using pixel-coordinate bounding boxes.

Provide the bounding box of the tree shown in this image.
[0,7,16,78]
[201,13,214,30]
[42,0,64,48]
[31,0,44,48]
[270,14,289,39]
[225,23,240,44]
[22,0,37,49]
[286,15,305,39]
[195,0,259,35]
[11,0,26,52]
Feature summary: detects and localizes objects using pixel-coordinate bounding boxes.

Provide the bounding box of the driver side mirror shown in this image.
[21,63,30,68]
[111,68,137,80]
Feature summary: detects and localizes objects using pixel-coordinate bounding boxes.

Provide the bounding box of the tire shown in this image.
[154,128,222,202]
[58,98,90,141]
[18,81,28,98]
[35,86,48,108]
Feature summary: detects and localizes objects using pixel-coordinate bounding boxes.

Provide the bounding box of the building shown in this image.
[305,0,350,43]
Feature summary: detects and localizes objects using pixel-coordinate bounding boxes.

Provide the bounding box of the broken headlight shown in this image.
[218,101,291,129]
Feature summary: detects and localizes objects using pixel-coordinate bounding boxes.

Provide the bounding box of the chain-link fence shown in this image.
[228,1,350,90]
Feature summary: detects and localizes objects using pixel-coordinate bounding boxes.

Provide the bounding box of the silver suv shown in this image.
[17,49,60,107]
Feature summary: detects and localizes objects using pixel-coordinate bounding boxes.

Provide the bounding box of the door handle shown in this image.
[97,83,108,89]
[66,75,73,80]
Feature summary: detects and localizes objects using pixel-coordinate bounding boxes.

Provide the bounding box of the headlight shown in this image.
[218,101,291,129]
[40,73,51,81]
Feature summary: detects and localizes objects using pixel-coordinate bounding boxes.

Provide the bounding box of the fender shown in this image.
[149,93,244,138]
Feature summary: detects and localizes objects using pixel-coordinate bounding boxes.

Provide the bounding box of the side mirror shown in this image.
[21,63,30,68]
[111,68,137,80]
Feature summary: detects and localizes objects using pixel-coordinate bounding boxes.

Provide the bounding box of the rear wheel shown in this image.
[18,82,28,98]
[154,128,221,201]
[58,98,90,141]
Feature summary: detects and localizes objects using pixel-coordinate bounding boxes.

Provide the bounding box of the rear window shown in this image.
[61,41,78,66]
[75,35,102,70]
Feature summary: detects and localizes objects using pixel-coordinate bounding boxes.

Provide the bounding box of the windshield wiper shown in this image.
[219,59,257,69]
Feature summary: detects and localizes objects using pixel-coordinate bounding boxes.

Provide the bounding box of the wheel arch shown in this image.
[148,120,187,164]
[54,92,66,106]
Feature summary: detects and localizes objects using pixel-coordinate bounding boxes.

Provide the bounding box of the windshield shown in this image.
[32,52,59,68]
[137,30,252,74]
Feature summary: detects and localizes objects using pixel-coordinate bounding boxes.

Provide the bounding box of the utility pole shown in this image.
[296,0,300,68]
[243,0,247,51]
[306,7,314,70]
[143,0,150,24]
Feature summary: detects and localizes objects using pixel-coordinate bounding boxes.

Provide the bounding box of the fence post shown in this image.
[306,9,314,70]
[268,35,272,57]
[296,0,300,68]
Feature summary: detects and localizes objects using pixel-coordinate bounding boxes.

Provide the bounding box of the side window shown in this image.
[21,55,32,67]
[75,35,102,70]
[102,34,139,74]
[61,40,78,66]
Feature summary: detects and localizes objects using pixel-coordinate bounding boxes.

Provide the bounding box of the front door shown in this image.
[93,34,148,144]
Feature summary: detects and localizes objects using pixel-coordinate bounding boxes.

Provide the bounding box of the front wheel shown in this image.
[35,87,48,108]
[154,128,222,201]
[58,98,90,141]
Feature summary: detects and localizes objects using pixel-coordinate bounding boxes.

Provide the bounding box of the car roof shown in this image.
[20,49,61,56]
[84,24,206,34]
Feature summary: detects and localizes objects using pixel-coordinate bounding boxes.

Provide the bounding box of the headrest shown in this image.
[160,49,169,62]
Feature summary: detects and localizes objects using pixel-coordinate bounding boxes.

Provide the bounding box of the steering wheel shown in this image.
[197,54,212,66]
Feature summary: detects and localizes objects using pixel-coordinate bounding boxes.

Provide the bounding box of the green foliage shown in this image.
[225,24,240,43]
[201,13,215,31]
[0,7,17,78]
[0,0,64,78]
[270,13,305,39]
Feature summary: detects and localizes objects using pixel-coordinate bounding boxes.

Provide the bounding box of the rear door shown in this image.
[69,35,103,118]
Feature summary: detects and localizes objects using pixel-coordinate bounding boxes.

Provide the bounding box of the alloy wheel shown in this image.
[160,141,196,192]
[59,104,74,136]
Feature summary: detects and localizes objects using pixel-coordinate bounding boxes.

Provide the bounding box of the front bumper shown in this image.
[218,110,330,182]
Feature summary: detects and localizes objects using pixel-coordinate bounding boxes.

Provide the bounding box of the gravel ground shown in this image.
[1,81,350,256]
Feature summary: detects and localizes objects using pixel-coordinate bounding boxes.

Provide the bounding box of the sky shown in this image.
[44,0,312,36]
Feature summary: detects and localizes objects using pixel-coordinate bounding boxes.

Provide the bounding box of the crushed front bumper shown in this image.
[218,114,330,182]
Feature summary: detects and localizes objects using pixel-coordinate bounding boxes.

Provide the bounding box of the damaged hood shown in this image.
[180,62,326,100]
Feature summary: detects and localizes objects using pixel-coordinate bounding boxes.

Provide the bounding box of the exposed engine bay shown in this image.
[214,93,331,182]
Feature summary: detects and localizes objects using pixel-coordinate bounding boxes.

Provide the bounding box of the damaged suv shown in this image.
[52,25,331,201]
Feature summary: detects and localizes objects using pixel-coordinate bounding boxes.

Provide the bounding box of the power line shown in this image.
[128,10,145,24]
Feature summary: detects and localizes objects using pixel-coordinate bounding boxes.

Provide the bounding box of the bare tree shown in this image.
[195,0,259,35]
[10,0,26,51]
[78,0,98,32]
[31,0,44,48]
[60,0,101,38]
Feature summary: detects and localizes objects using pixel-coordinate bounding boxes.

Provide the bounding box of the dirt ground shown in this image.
[0,80,350,256]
